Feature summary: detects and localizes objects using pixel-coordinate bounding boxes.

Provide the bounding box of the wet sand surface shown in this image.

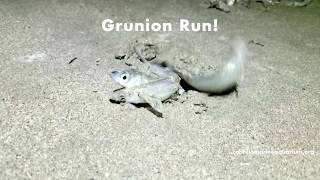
[0,0,319,179]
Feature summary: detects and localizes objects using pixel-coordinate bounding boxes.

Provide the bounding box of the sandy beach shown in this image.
[0,0,319,179]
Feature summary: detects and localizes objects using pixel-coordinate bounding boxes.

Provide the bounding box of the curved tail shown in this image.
[170,37,248,94]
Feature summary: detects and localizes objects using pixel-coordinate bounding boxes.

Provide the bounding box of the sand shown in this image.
[0,0,319,179]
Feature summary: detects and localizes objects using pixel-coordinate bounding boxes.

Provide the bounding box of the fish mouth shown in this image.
[110,70,119,77]
[110,69,122,82]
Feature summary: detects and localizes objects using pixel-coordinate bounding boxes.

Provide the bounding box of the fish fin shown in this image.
[138,93,163,114]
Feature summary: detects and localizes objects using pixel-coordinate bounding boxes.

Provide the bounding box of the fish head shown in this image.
[110,67,137,87]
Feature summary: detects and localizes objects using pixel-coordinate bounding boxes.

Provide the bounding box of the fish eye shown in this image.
[122,74,127,80]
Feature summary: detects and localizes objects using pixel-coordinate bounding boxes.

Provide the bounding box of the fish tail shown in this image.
[225,37,248,82]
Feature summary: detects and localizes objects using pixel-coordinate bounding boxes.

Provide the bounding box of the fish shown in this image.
[110,79,179,115]
[110,63,181,115]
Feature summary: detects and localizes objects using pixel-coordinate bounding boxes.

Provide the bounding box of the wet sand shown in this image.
[0,0,319,179]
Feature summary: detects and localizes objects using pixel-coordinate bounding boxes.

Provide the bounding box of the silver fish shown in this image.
[110,79,179,114]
